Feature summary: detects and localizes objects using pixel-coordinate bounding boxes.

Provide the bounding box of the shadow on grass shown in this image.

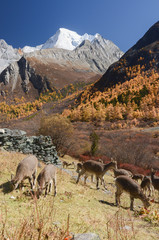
[99,200,130,210]
[0,181,13,194]
[99,200,116,207]
[0,181,36,199]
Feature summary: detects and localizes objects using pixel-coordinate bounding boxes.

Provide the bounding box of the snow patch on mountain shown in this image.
[22,44,43,53]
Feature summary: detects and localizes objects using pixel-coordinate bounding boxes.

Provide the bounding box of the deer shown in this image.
[113,168,133,178]
[11,155,38,190]
[76,162,105,185]
[37,164,57,197]
[76,160,117,189]
[151,169,159,198]
[62,161,75,169]
[115,175,150,211]
[140,176,154,197]
[76,162,94,184]
[132,174,144,182]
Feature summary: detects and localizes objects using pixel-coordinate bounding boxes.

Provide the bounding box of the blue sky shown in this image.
[1,0,159,52]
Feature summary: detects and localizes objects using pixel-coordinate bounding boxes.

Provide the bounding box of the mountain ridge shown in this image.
[0,28,123,100]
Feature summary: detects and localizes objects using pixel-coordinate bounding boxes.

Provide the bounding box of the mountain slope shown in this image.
[93,21,159,91]
[64,21,159,122]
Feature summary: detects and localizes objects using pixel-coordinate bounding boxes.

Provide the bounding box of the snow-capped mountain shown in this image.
[0,39,20,72]
[21,28,97,53]
[41,28,95,50]
[0,28,124,100]
[0,28,124,74]
[22,28,123,53]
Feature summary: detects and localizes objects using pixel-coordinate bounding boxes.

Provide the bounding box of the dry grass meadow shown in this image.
[0,151,159,239]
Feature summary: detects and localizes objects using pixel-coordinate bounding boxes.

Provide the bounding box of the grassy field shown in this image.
[0,152,159,239]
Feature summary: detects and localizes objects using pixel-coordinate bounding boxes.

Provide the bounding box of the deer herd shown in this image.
[10,154,159,211]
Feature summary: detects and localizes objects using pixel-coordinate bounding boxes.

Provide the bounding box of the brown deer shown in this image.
[11,155,38,190]
[113,168,133,178]
[115,175,150,211]
[76,160,117,189]
[37,164,57,197]
[151,169,159,198]
[62,161,75,169]
[76,162,96,184]
[141,176,154,197]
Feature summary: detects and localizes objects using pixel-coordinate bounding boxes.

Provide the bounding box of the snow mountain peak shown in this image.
[41,28,96,51]
[21,28,119,53]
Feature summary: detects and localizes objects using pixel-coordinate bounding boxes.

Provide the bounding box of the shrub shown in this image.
[38,114,74,157]
[89,131,99,156]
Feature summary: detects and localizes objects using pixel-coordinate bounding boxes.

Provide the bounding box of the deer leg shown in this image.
[48,180,52,193]
[32,171,36,190]
[115,188,122,206]
[130,197,134,211]
[91,175,94,183]
[18,181,24,191]
[147,185,151,198]
[45,183,49,196]
[100,177,103,185]
[84,175,88,184]
[76,169,86,184]
[100,176,107,190]
[96,176,99,189]
[53,178,57,196]
[151,185,155,198]
[28,177,34,190]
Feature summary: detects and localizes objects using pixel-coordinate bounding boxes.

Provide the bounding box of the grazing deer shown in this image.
[76,160,117,189]
[113,168,133,178]
[62,161,75,169]
[37,164,57,197]
[11,155,38,190]
[76,162,104,185]
[151,169,159,198]
[115,175,150,211]
[76,162,94,184]
[132,174,144,182]
[141,176,154,197]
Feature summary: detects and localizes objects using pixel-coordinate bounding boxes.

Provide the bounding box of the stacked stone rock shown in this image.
[0,128,60,165]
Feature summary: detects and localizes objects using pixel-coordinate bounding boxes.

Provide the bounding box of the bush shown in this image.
[90,131,99,156]
[38,114,74,157]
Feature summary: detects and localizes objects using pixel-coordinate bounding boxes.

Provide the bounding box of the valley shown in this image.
[0,18,159,240]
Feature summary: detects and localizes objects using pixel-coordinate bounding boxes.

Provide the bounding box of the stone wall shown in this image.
[0,128,60,165]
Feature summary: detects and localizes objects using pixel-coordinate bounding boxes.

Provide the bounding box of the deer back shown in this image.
[37,164,56,186]
[116,175,142,196]
[14,155,38,180]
